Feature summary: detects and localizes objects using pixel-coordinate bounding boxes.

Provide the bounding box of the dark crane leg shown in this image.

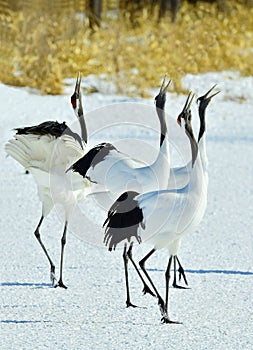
[55,221,68,289]
[34,215,56,286]
[127,242,155,298]
[172,256,189,289]
[140,249,181,324]
[163,256,182,324]
[123,243,137,308]
[165,255,173,314]
[122,242,155,308]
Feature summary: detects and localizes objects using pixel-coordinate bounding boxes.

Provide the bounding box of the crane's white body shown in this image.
[167,161,191,190]
[137,133,208,253]
[5,133,87,218]
[87,135,170,199]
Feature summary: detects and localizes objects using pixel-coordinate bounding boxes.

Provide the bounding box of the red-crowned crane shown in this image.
[5,73,89,288]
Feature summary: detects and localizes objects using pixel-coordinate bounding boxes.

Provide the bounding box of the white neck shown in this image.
[150,130,170,189]
[186,148,207,202]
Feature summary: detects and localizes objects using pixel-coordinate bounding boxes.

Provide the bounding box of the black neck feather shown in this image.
[185,119,198,168]
[77,101,88,144]
[156,100,167,147]
[197,98,208,143]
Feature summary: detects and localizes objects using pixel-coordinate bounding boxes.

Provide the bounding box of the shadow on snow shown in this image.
[0,282,51,288]
[146,268,253,276]
[1,320,50,324]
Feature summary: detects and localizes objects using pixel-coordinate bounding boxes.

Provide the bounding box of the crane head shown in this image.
[154,76,171,110]
[71,72,82,117]
[177,91,194,127]
[197,84,220,118]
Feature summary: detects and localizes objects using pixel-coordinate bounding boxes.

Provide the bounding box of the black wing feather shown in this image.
[67,142,116,178]
[15,121,83,148]
[103,191,144,251]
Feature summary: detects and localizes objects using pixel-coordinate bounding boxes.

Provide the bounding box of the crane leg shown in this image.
[172,256,189,289]
[123,243,137,308]
[34,215,56,286]
[127,242,155,297]
[55,221,68,289]
[139,250,181,324]
[163,256,181,324]
[165,255,173,313]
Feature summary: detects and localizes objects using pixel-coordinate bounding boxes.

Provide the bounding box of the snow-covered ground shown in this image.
[0,72,252,349]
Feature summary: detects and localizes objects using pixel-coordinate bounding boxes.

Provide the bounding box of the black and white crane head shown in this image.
[70,72,88,145]
[176,91,194,127]
[177,91,198,168]
[197,84,220,142]
[71,72,81,112]
[154,76,171,112]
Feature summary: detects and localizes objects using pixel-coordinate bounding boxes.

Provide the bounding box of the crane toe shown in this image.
[161,316,182,325]
[54,279,68,289]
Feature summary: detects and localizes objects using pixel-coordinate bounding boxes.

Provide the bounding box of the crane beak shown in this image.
[154,76,171,107]
[177,91,194,124]
[197,85,220,103]
[75,72,82,95]
[159,75,171,95]
[183,91,195,111]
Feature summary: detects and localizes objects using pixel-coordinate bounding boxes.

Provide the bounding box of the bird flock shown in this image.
[5,73,219,323]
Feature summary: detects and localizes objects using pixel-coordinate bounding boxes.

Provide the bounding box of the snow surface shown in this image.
[1,72,252,349]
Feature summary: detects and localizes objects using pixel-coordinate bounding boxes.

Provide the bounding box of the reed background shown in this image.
[0,0,252,95]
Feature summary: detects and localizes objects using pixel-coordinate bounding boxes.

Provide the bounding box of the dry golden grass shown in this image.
[0,0,252,95]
